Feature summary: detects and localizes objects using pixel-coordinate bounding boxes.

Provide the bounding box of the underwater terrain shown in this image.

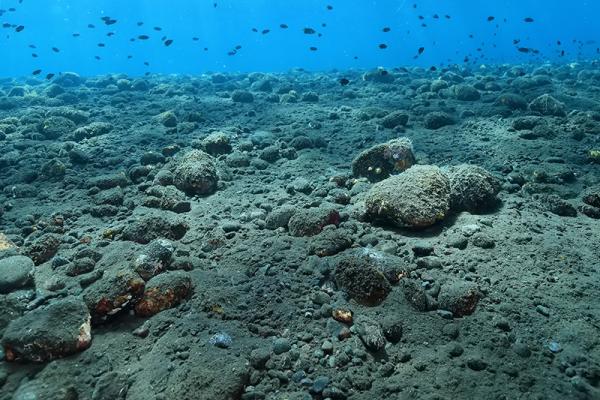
[1,1,600,400]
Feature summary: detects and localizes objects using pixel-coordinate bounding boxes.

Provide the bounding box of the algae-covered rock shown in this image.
[352,137,415,182]
[173,150,218,196]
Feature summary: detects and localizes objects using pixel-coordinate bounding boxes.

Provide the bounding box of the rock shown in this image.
[134,271,192,317]
[365,165,451,229]
[448,164,501,212]
[140,151,165,165]
[529,94,567,117]
[351,137,416,182]
[334,249,392,305]
[2,297,91,362]
[54,72,83,87]
[288,206,340,237]
[209,332,233,348]
[0,255,35,294]
[355,316,386,352]
[402,279,434,311]
[453,84,480,101]
[157,110,177,127]
[202,131,232,155]
[541,194,577,217]
[309,229,353,257]
[249,347,271,369]
[494,93,528,110]
[466,357,487,371]
[173,150,218,196]
[471,232,496,249]
[92,371,130,400]
[226,152,251,168]
[437,281,481,317]
[143,185,191,214]
[273,337,291,355]
[133,239,175,280]
[121,215,188,244]
[381,111,409,129]
[301,92,319,102]
[73,121,113,141]
[259,145,281,162]
[83,268,145,323]
[424,111,455,129]
[39,116,76,139]
[265,205,296,230]
[381,316,403,343]
[582,186,600,208]
[232,90,254,103]
[363,68,395,83]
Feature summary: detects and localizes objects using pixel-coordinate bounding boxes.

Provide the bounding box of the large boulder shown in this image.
[2,297,91,362]
[352,138,415,182]
[173,150,218,196]
[365,165,451,228]
[529,94,567,117]
[447,164,501,212]
[134,271,193,317]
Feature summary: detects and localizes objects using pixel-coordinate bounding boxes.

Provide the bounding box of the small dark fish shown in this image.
[430,66,437,71]
[379,43,388,49]
[517,47,530,53]
[32,69,41,75]
[28,44,36,48]
[144,61,149,66]
[303,27,316,34]
[513,39,521,44]
[321,23,326,27]
[204,47,208,51]
[213,2,217,7]
[107,32,114,37]
[487,16,495,22]
[88,24,95,28]
[318,33,322,37]
[137,21,144,26]
[309,46,317,51]
[15,25,24,32]
[433,14,439,19]
[418,15,424,20]
[418,46,425,54]
[560,50,565,56]
[72,32,80,37]
[251,27,258,32]
[46,73,55,80]
[8,7,15,11]
[235,45,242,50]
[138,35,149,40]
[445,15,451,19]
[192,37,199,41]
[326,5,333,10]
[164,39,173,46]
[524,17,534,23]
[97,43,105,47]
[262,29,270,34]
[52,47,60,52]
[94,55,101,60]
[2,23,10,28]
[227,50,236,56]
[104,19,117,25]
[382,27,391,32]
[127,55,133,59]
[280,23,288,29]
[557,40,561,45]
[339,78,350,86]
[154,26,162,31]
[31,53,38,58]
[161,35,166,41]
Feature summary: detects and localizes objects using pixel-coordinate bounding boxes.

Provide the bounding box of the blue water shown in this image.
[2,0,599,77]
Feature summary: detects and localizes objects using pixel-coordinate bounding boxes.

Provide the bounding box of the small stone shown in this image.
[209,332,233,348]
[310,376,330,395]
[273,338,291,355]
[536,305,550,317]
[448,343,464,357]
[466,357,487,371]
[249,348,271,369]
[513,342,531,358]
[0,255,35,294]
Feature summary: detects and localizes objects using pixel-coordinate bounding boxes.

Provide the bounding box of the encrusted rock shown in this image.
[447,164,501,212]
[529,94,566,117]
[365,165,451,228]
[134,271,192,317]
[133,239,175,281]
[173,150,218,196]
[334,249,392,306]
[288,206,341,237]
[0,255,35,294]
[437,280,481,317]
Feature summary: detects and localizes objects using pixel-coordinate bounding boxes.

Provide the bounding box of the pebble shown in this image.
[272,337,291,354]
[466,357,488,371]
[536,305,550,317]
[548,341,562,353]
[209,332,233,348]
[512,342,531,358]
[310,376,330,395]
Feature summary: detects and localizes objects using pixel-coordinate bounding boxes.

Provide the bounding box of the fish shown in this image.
[15,25,24,32]
[31,53,37,58]
[339,78,350,86]
[95,55,101,60]
[445,15,451,19]
[97,43,105,47]
[524,17,534,23]
[513,39,521,44]
[88,24,95,28]
[164,39,173,46]
[280,24,288,29]
[137,21,144,26]
[251,28,258,32]
[309,46,318,51]
[28,44,36,48]
[379,43,388,49]
[418,46,425,54]
[107,32,115,37]
[144,61,149,66]
[72,32,80,37]
[192,37,199,41]
[127,55,133,59]
[262,29,270,34]
[52,47,60,52]
[433,14,439,19]
[429,66,437,71]
[517,47,531,53]
[227,50,236,56]
[154,26,162,31]
[303,27,316,34]
[32,69,41,75]
[382,27,391,32]
[2,23,10,28]
[46,73,54,80]
[326,5,333,10]
[138,35,149,40]
[235,45,242,50]
[487,16,495,22]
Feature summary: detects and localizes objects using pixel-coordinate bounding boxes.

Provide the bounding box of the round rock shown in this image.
[0,255,35,294]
